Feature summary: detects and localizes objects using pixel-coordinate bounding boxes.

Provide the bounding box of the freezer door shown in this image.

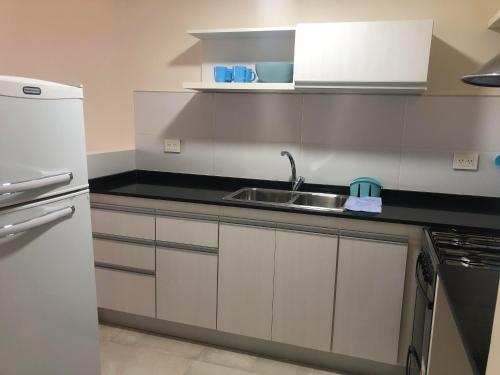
[0,92,88,209]
[0,191,100,375]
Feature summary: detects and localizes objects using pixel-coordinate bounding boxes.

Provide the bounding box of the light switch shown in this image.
[164,139,181,153]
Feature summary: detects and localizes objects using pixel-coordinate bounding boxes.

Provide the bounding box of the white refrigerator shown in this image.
[0,76,101,374]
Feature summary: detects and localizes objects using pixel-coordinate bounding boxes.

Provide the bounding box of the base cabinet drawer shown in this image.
[156,214,218,248]
[91,206,155,240]
[156,247,217,329]
[93,237,155,272]
[95,267,155,318]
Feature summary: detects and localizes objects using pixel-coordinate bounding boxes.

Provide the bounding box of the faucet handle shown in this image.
[293,176,305,191]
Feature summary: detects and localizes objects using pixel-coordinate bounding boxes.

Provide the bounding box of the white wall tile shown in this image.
[301,95,406,148]
[134,91,214,139]
[213,141,301,181]
[403,96,500,152]
[135,134,214,175]
[399,149,500,196]
[133,91,500,197]
[214,93,302,143]
[300,144,401,188]
[87,150,136,179]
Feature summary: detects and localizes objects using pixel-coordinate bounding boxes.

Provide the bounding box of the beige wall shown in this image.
[1,0,499,154]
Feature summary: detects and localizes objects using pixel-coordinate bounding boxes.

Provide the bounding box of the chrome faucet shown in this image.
[281,151,305,191]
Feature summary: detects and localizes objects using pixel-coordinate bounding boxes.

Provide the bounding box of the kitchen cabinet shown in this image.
[272,228,338,351]
[293,20,433,93]
[156,245,218,329]
[332,235,408,364]
[91,204,155,240]
[156,210,219,249]
[217,221,275,340]
[95,266,155,318]
[93,236,155,273]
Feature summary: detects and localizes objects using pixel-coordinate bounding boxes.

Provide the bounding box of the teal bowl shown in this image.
[255,62,294,83]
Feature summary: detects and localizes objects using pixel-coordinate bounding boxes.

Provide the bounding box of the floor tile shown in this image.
[250,356,302,375]
[120,348,193,375]
[100,340,137,375]
[107,326,144,346]
[135,332,206,359]
[99,324,352,375]
[199,346,258,371]
[99,324,121,342]
[186,361,256,375]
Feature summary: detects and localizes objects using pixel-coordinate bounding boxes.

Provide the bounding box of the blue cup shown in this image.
[214,66,233,82]
[233,66,256,82]
[233,66,247,82]
[245,68,256,82]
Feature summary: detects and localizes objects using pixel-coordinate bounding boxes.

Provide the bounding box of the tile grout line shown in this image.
[397,96,410,191]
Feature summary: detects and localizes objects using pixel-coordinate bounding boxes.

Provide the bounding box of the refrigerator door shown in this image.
[0,190,100,375]
[0,76,88,209]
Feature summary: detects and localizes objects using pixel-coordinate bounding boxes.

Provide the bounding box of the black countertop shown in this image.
[90,170,500,373]
[89,170,500,231]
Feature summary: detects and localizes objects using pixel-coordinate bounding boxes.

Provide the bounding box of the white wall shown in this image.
[134,91,500,197]
[2,1,500,154]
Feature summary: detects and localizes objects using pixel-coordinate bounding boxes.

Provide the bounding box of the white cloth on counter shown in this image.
[345,196,382,213]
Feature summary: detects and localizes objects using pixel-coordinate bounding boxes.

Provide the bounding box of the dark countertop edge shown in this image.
[89,170,500,231]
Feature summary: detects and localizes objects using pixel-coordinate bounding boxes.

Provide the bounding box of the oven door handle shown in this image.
[416,252,434,309]
[406,345,421,375]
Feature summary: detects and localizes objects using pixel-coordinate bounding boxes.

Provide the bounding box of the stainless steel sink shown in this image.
[293,192,348,211]
[230,188,296,204]
[223,187,348,212]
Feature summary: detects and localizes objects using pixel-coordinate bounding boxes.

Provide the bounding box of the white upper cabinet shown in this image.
[293,20,433,93]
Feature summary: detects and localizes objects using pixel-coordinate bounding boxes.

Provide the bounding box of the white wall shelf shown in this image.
[182,82,294,93]
[186,26,295,93]
[188,27,296,39]
[488,11,500,30]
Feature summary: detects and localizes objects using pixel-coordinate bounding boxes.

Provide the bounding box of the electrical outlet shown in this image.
[164,139,181,153]
[453,152,479,171]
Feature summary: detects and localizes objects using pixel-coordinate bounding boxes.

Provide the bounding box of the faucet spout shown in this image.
[281,150,305,191]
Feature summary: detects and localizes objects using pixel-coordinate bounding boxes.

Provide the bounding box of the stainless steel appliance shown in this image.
[407,230,439,375]
[462,53,500,87]
[0,76,100,375]
[407,227,500,374]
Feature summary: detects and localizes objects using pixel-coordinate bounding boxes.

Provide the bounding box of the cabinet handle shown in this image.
[0,172,73,195]
[0,206,75,238]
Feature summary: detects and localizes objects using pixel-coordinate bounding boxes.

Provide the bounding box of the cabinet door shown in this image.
[294,20,433,90]
[156,246,217,329]
[217,223,275,340]
[272,230,337,351]
[333,237,407,364]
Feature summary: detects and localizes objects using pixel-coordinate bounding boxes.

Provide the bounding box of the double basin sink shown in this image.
[223,187,348,212]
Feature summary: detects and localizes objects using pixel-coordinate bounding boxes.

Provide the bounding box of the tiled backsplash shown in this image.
[134,91,500,197]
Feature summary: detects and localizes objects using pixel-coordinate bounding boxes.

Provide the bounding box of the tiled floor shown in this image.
[100,324,345,375]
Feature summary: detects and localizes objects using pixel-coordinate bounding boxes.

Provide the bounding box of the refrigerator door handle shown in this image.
[0,172,73,195]
[0,206,75,238]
